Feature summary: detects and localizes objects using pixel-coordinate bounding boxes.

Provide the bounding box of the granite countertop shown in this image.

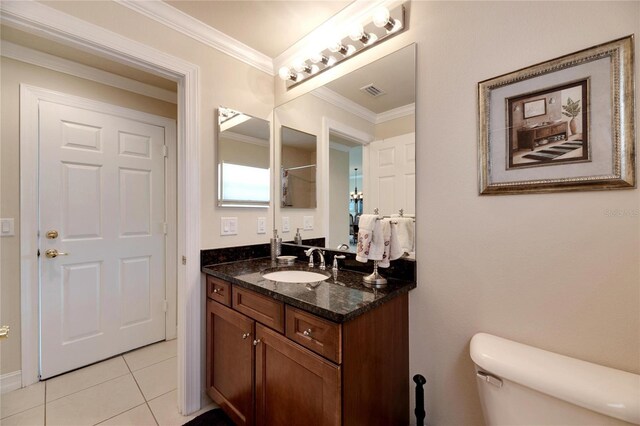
[202,257,416,323]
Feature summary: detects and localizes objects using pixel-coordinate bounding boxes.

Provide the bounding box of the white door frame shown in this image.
[22,84,177,375]
[320,117,373,238]
[3,1,202,415]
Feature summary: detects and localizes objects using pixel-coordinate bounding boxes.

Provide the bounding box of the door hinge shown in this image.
[182,256,186,265]
[163,145,168,158]
[162,300,168,312]
[37,249,40,257]
[162,222,168,235]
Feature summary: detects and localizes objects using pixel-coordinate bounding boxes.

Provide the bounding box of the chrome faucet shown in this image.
[305,247,326,270]
[332,255,346,272]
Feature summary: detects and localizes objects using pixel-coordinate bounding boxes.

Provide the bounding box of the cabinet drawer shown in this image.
[233,287,284,333]
[286,306,342,364]
[207,276,231,307]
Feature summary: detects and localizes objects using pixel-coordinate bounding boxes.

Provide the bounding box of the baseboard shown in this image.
[1,370,22,394]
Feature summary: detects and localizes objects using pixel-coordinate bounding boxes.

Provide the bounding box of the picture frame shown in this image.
[478,35,635,195]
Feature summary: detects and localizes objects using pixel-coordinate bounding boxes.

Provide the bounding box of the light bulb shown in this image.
[278,67,292,80]
[372,7,390,27]
[345,44,356,56]
[309,52,323,64]
[326,55,337,66]
[328,40,344,53]
[309,64,320,74]
[366,33,378,45]
[349,24,365,41]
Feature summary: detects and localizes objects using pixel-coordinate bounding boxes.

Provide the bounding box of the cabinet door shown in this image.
[206,299,255,426]
[255,324,341,426]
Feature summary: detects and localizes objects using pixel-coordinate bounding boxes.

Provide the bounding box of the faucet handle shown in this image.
[332,255,346,270]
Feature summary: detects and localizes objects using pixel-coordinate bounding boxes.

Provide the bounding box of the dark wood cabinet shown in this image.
[255,324,341,426]
[205,276,409,426]
[206,299,255,426]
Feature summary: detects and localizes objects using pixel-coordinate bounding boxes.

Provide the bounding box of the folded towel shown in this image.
[375,219,392,268]
[389,220,405,261]
[395,217,415,254]
[356,214,378,262]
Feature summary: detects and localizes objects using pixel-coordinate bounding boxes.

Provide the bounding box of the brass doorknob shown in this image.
[46,230,59,239]
[0,325,9,340]
[45,249,69,258]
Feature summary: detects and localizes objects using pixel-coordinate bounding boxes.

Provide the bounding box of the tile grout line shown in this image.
[126,355,160,426]
[124,353,177,374]
[91,402,149,426]
[44,370,132,404]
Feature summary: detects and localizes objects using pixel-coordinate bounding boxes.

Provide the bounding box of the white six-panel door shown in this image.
[39,100,166,379]
[366,132,416,215]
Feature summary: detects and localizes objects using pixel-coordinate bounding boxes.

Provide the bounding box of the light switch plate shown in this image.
[220,217,238,236]
[303,216,313,231]
[0,218,15,237]
[257,217,266,234]
[282,216,290,232]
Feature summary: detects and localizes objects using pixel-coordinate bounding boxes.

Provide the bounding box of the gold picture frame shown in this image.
[478,35,635,195]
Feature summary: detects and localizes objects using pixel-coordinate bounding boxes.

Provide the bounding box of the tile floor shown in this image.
[1,340,217,425]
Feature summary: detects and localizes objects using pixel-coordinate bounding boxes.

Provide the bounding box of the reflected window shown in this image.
[219,162,270,205]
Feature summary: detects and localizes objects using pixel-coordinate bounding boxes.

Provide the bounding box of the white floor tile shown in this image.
[46,374,144,426]
[98,403,157,426]
[0,404,44,426]
[123,340,177,372]
[148,390,216,426]
[46,356,130,402]
[0,382,45,419]
[132,357,177,401]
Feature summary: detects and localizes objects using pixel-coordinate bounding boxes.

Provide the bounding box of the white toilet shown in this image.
[470,333,640,425]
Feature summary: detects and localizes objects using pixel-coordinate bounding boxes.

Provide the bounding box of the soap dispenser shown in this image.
[294,228,302,245]
[271,229,282,261]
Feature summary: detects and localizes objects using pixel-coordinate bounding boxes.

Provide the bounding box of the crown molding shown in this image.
[273,0,402,71]
[221,131,269,147]
[376,102,415,124]
[116,0,274,75]
[1,41,177,104]
[312,86,414,125]
[312,86,377,124]
[329,141,353,152]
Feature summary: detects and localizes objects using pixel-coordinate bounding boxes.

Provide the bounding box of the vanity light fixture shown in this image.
[329,40,356,57]
[278,3,406,88]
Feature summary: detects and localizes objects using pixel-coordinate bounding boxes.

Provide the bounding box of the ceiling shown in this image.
[165,0,353,58]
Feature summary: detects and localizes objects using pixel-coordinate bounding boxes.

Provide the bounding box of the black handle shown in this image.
[413,374,426,425]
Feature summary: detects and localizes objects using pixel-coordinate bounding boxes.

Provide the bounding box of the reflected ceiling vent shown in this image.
[360,84,386,97]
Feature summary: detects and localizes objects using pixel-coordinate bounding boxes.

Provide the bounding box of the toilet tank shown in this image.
[470,333,640,426]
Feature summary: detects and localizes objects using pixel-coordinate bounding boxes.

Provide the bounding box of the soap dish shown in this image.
[276,255,296,266]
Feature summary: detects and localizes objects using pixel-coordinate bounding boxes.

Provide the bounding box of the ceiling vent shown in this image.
[360,84,386,97]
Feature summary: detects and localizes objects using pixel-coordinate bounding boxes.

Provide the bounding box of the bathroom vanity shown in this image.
[202,258,415,426]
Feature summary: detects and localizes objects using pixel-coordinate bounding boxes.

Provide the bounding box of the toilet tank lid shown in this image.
[470,333,640,425]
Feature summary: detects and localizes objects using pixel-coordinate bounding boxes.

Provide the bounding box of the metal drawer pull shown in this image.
[242,332,250,339]
[253,338,261,346]
[212,288,220,294]
[45,249,68,258]
[302,328,312,337]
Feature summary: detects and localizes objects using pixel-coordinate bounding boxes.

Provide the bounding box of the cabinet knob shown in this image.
[212,288,220,294]
[242,332,250,339]
[252,338,261,346]
[302,328,312,337]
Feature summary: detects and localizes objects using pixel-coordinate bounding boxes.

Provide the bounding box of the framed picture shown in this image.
[478,35,635,194]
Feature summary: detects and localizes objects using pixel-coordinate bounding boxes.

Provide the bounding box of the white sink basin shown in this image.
[262,270,330,283]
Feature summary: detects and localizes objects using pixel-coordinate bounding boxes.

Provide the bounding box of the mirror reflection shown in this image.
[217,107,270,207]
[274,44,416,254]
[281,126,317,208]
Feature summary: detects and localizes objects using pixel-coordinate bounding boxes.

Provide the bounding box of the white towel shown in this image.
[389,220,405,261]
[374,219,392,268]
[356,214,378,262]
[394,217,415,254]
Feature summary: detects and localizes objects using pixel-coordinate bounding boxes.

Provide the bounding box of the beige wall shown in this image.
[276,2,640,425]
[328,148,350,248]
[0,56,177,375]
[375,113,415,140]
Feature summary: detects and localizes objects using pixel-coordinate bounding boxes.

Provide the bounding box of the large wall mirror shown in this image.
[273,44,416,254]
[217,107,270,207]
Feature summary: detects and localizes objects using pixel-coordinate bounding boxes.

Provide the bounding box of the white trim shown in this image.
[321,117,373,240]
[5,0,202,415]
[222,131,269,147]
[1,41,177,104]
[0,371,22,394]
[376,102,415,124]
[329,141,352,152]
[273,0,403,72]
[116,0,274,75]
[312,87,377,124]
[313,86,415,125]
[20,84,178,382]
